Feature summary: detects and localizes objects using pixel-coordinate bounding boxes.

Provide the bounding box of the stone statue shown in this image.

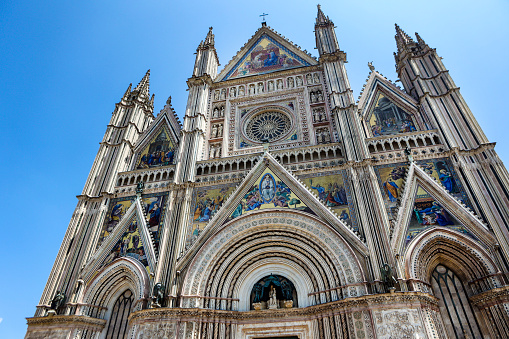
[268,285,278,309]
[317,90,323,102]
[213,107,219,118]
[214,91,220,101]
[268,81,274,91]
[216,146,221,157]
[323,129,330,143]
[296,76,303,87]
[310,92,317,103]
[277,79,283,90]
[313,110,318,122]
[239,86,245,96]
[287,77,294,88]
[152,283,165,307]
[249,85,255,95]
[313,73,320,84]
[217,124,223,137]
[316,130,322,144]
[368,61,375,71]
[211,125,218,138]
[230,87,236,97]
[306,73,312,84]
[210,146,215,158]
[257,82,264,93]
[252,283,263,303]
[49,290,66,312]
[381,263,398,290]
[220,106,225,117]
[220,89,226,100]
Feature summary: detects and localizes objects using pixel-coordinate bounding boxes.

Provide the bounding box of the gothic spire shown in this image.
[415,31,428,48]
[316,4,332,25]
[394,24,414,54]
[122,83,132,100]
[203,27,215,47]
[134,69,151,96]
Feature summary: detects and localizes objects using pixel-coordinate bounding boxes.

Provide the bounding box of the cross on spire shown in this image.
[260,13,269,24]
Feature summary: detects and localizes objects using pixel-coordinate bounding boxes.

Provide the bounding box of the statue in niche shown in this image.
[287,77,294,88]
[277,79,283,90]
[268,285,278,309]
[313,73,320,84]
[213,107,219,118]
[316,129,322,143]
[211,125,218,138]
[281,279,293,300]
[323,129,330,143]
[313,109,318,122]
[268,81,274,91]
[217,124,223,137]
[252,283,263,303]
[48,290,66,315]
[319,108,326,121]
[306,73,312,84]
[220,106,225,117]
[257,82,264,93]
[152,283,165,308]
[214,90,220,101]
[230,87,236,97]
[296,76,303,87]
[209,146,215,158]
[220,89,226,100]
[317,90,324,102]
[249,84,255,95]
[310,92,317,103]
[239,86,245,96]
[216,146,221,157]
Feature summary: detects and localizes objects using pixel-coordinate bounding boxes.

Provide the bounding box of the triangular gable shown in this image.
[134,124,177,170]
[391,163,495,254]
[82,198,158,282]
[131,101,180,170]
[226,167,314,221]
[357,72,424,138]
[218,27,317,82]
[184,152,368,258]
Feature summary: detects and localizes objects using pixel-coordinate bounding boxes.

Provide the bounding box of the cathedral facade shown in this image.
[26,6,509,339]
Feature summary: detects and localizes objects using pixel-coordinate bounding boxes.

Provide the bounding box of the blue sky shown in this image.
[1,0,508,337]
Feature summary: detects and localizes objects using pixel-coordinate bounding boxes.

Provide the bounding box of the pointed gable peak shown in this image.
[316,4,332,25]
[217,25,317,81]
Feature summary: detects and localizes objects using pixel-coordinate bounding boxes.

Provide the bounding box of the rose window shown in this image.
[245,111,291,143]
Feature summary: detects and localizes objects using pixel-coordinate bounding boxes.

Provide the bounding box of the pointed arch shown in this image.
[80,257,150,319]
[405,228,502,294]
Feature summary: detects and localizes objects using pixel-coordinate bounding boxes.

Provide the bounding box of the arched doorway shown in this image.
[105,289,134,339]
[431,265,482,338]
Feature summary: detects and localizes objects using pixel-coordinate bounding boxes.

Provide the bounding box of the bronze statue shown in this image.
[50,290,66,311]
[381,264,398,290]
[152,282,165,307]
[136,181,145,195]
[252,282,263,303]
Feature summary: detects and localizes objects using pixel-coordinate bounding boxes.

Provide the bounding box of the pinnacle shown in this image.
[394,24,414,44]
[135,69,151,93]
[204,26,215,46]
[316,3,331,25]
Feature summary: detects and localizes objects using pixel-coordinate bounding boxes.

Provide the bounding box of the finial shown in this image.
[260,13,269,25]
[368,62,375,71]
[166,96,172,105]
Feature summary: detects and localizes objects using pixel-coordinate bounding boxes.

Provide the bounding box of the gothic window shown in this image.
[105,289,134,339]
[431,265,482,339]
[245,111,292,143]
